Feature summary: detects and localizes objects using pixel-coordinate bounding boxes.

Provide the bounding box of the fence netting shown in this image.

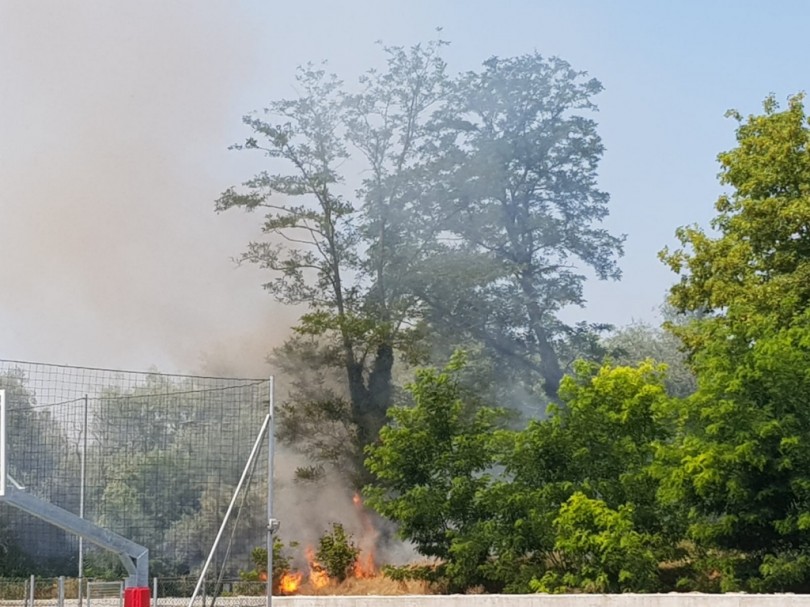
[0,359,271,578]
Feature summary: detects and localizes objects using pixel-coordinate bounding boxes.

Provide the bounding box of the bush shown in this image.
[238,539,297,593]
[316,523,359,582]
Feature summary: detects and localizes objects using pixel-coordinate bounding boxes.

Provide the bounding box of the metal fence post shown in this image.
[58,577,65,607]
[28,575,35,607]
[152,577,157,607]
[78,395,88,600]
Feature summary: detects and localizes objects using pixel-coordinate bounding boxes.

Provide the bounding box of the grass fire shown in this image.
[269,492,395,596]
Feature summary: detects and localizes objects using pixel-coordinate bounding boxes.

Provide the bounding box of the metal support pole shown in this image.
[58,577,65,607]
[79,395,88,606]
[152,578,157,607]
[266,377,275,607]
[28,575,35,607]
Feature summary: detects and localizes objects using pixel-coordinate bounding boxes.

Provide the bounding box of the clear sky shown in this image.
[0,1,807,375]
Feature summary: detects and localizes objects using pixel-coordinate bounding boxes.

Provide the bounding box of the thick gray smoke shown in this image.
[0,2,296,377]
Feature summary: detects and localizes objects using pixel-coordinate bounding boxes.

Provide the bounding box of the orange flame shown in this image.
[352,551,378,579]
[279,571,303,594]
[351,492,379,579]
[306,546,330,589]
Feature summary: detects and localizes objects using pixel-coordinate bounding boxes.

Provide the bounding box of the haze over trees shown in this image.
[218,38,624,483]
[366,94,810,593]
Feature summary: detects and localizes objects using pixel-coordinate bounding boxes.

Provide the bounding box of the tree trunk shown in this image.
[532,327,563,400]
[519,272,564,401]
[367,341,394,434]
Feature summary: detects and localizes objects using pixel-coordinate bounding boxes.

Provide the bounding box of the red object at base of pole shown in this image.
[124,587,151,607]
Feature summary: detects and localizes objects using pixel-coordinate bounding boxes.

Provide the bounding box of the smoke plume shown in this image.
[0,1,295,376]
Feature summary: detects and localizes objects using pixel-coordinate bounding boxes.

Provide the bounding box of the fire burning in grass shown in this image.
[306,546,331,589]
[352,552,378,579]
[278,571,303,594]
[276,492,381,595]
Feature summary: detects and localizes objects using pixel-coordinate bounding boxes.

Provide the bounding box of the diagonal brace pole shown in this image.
[4,485,148,586]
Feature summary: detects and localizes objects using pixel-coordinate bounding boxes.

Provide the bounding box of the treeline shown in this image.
[362,95,810,593]
[220,36,810,593]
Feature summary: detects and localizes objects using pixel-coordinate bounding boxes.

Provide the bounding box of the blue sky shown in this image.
[0,1,807,374]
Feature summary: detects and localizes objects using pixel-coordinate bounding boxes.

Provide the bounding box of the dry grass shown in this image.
[290,575,433,596]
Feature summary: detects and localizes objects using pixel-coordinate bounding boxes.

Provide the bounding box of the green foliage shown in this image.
[485,361,674,592]
[82,549,128,581]
[0,517,34,577]
[365,352,504,569]
[381,562,444,584]
[315,523,359,582]
[531,493,658,593]
[660,94,810,353]
[366,354,672,593]
[655,94,810,591]
[223,38,623,485]
[238,539,297,593]
[604,320,696,398]
[0,369,75,574]
[219,38,451,483]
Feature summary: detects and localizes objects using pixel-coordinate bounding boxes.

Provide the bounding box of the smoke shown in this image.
[0,2,296,376]
[273,446,418,569]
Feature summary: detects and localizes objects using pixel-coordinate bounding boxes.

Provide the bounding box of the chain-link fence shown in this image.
[0,359,272,580]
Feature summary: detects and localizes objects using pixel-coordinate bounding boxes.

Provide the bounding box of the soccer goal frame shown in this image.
[0,389,149,588]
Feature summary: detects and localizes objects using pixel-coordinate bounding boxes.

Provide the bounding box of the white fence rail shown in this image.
[2,578,810,607]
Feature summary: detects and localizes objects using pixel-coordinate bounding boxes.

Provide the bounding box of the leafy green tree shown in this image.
[530,493,658,593]
[415,53,624,402]
[96,450,199,550]
[660,94,810,355]
[222,42,624,483]
[657,94,810,591]
[364,353,503,587]
[483,361,673,592]
[367,357,671,593]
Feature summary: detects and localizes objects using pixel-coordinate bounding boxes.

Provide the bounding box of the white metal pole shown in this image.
[266,377,275,607]
[79,395,88,603]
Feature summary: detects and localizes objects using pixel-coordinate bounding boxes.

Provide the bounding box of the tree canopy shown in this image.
[364,93,810,594]
[219,39,624,483]
[656,94,810,591]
